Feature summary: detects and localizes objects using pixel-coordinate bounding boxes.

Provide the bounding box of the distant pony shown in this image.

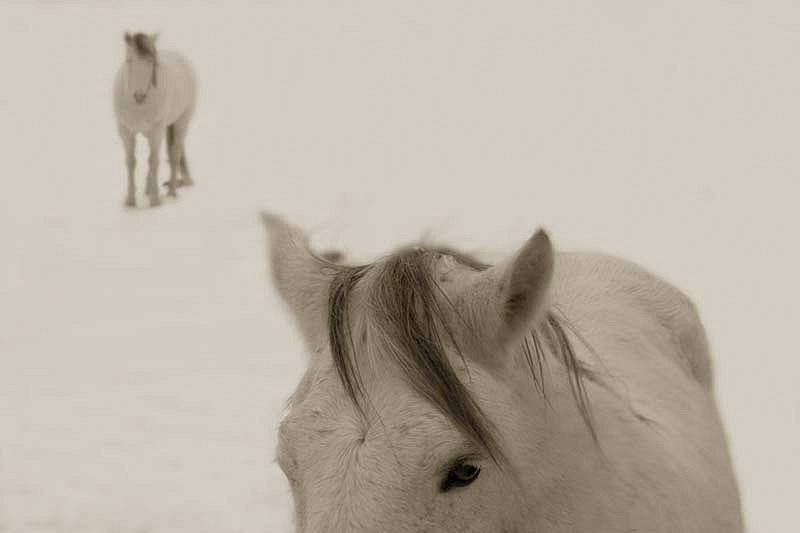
[260,212,744,532]
[113,32,196,207]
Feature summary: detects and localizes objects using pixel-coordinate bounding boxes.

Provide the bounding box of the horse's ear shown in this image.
[260,211,335,355]
[124,32,132,44]
[150,32,159,45]
[458,229,554,368]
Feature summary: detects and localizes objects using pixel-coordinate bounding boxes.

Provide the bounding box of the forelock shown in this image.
[129,33,156,59]
[324,242,595,464]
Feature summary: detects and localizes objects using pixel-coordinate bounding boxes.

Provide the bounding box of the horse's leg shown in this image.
[173,111,193,186]
[165,124,179,197]
[179,152,192,186]
[154,125,174,196]
[117,124,137,207]
[145,127,164,207]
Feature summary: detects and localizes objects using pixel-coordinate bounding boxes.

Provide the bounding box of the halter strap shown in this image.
[143,59,158,98]
[131,58,158,100]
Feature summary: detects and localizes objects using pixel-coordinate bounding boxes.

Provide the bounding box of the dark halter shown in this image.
[130,53,158,100]
[142,56,158,98]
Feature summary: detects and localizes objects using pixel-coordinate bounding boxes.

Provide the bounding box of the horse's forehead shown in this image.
[289,360,408,414]
[283,360,455,444]
[425,252,486,299]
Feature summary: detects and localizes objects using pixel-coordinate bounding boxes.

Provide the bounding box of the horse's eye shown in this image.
[440,460,481,492]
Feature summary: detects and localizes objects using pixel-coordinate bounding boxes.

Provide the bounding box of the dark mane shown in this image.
[327,246,594,463]
[127,32,157,60]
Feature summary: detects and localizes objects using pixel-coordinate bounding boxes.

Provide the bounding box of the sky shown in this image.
[1,1,798,531]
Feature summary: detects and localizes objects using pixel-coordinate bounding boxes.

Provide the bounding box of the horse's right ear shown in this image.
[260,211,336,355]
[124,32,132,44]
[453,229,555,370]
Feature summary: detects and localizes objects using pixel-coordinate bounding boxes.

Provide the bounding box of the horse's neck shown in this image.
[528,253,743,532]
[546,252,721,468]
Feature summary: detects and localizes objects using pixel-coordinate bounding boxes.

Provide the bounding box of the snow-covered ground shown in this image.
[1,1,798,531]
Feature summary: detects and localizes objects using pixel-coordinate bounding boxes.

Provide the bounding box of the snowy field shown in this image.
[1,1,798,532]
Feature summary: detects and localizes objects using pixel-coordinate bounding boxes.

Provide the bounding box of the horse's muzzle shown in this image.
[133,92,147,104]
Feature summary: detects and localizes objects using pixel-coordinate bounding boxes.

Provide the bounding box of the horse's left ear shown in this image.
[124,32,132,44]
[260,211,338,357]
[150,32,160,45]
[456,229,554,367]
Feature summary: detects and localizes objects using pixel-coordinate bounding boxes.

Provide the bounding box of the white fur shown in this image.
[113,34,196,207]
[262,214,744,532]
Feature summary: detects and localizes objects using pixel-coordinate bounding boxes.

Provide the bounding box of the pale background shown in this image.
[1,1,798,532]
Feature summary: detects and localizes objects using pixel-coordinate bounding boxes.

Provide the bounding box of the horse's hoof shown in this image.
[124,197,136,208]
[162,179,193,189]
[149,197,162,207]
[167,189,177,198]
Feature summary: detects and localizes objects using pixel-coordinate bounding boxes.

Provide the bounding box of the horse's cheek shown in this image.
[433,492,496,532]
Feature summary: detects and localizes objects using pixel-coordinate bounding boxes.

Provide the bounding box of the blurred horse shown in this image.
[260,212,743,532]
[113,32,196,207]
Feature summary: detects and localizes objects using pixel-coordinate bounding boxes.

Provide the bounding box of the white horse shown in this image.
[260,213,744,533]
[113,32,196,207]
